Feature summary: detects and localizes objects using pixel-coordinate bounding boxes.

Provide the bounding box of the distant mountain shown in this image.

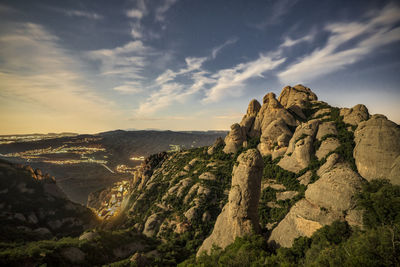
[0,130,227,204]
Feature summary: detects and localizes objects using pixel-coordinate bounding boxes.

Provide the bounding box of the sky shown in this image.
[0,0,399,134]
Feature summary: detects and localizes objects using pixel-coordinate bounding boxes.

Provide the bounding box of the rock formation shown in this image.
[278,120,320,173]
[240,99,261,133]
[207,137,224,155]
[340,104,369,126]
[354,114,400,184]
[223,123,246,154]
[269,159,364,247]
[197,149,263,256]
[278,84,318,109]
[223,99,262,154]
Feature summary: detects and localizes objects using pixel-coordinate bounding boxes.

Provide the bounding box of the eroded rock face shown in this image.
[251,93,297,138]
[240,99,261,134]
[223,123,246,154]
[340,104,369,126]
[278,84,318,109]
[278,120,320,173]
[258,119,292,156]
[197,149,263,256]
[305,164,364,212]
[354,115,400,184]
[269,161,364,248]
[316,138,340,160]
[316,121,337,140]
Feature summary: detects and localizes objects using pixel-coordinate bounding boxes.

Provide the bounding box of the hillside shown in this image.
[1,84,399,266]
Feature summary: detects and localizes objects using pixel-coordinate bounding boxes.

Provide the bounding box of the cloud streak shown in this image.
[278,3,400,84]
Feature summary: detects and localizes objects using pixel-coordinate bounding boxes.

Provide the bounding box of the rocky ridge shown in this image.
[34,83,399,266]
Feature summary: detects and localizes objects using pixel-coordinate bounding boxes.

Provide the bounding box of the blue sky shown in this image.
[0,0,399,134]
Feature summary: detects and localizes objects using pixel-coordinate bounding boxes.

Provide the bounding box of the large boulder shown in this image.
[269,161,364,247]
[353,115,400,184]
[197,149,263,256]
[223,123,246,154]
[340,104,369,126]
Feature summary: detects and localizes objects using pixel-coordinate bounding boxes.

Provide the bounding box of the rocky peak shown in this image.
[278,84,318,109]
[197,149,263,256]
[340,104,369,126]
[262,92,282,109]
[223,123,246,154]
[246,99,261,116]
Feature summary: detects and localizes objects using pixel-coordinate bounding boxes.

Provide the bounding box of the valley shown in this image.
[0,130,226,204]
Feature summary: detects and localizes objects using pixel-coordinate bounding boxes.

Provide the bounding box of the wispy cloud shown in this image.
[65,9,102,19]
[155,0,178,22]
[136,83,184,115]
[0,23,118,134]
[137,36,285,114]
[211,37,238,59]
[155,56,208,85]
[203,54,285,103]
[113,82,143,94]
[280,32,315,48]
[278,3,400,84]
[89,40,151,90]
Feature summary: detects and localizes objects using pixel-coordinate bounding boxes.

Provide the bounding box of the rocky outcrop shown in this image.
[135,152,168,189]
[197,149,263,256]
[354,115,400,184]
[278,84,318,109]
[240,99,261,133]
[252,92,297,138]
[207,137,224,155]
[143,213,162,237]
[278,120,320,173]
[340,104,369,126]
[223,99,262,154]
[269,160,364,247]
[223,123,246,154]
[258,118,292,157]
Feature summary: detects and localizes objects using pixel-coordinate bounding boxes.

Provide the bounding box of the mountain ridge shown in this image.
[1,84,399,266]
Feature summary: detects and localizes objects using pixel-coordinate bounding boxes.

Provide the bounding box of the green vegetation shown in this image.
[258,155,306,230]
[0,228,157,266]
[329,107,357,171]
[181,179,400,266]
